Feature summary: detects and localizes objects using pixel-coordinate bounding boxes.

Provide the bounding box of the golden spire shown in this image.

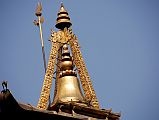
[55,3,72,29]
[37,3,100,110]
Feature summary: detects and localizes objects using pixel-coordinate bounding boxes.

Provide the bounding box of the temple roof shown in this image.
[0,89,120,120]
[0,89,81,120]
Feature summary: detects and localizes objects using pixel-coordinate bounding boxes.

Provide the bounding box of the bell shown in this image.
[52,44,85,106]
[55,3,72,29]
[56,75,84,103]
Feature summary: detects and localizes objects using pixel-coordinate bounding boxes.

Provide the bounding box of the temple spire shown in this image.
[37,2,100,110]
[55,3,72,29]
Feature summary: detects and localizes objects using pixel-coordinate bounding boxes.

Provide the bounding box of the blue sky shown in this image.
[0,0,159,120]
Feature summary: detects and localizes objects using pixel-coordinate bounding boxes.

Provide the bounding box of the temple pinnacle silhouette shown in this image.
[0,2,120,120]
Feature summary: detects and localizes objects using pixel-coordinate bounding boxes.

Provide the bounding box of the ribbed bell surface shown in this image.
[55,3,72,30]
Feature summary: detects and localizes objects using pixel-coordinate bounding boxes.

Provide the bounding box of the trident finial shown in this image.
[35,2,42,16]
[33,2,46,73]
[33,2,44,26]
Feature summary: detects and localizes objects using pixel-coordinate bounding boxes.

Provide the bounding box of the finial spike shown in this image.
[61,2,64,7]
[55,3,72,29]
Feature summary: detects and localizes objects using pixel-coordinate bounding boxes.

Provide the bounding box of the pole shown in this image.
[34,2,51,108]
[38,16,47,73]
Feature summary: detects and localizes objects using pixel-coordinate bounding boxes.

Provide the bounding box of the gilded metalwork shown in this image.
[66,28,100,109]
[56,75,84,102]
[50,30,68,44]
[37,3,99,110]
[55,3,72,29]
[33,3,121,120]
[53,46,62,102]
[52,44,85,104]
[37,41,59,109]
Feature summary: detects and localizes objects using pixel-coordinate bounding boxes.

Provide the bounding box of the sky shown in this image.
[0,0,159,119]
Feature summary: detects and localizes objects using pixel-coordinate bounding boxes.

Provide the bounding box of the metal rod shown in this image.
[34,2,51,109]
[38,16,47,73]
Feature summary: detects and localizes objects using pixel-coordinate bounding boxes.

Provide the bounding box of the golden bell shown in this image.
[56,75,84,103]
[55,3,72,29]
[52,44,85,105]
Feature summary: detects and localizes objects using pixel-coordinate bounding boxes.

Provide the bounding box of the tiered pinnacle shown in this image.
[37,3,100,110]
[60,44,75,77]
[55,3,72,29]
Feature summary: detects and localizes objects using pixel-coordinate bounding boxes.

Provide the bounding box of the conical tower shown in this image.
[35,3,120,120]
[37,3,100,110]
[0,2,120,120]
